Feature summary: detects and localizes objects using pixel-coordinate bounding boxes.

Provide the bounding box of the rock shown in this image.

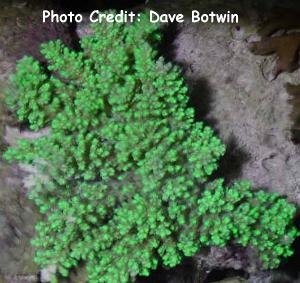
[212,277,247,283]
[61,265,88,283]
[0,0,73,63]
[0,94,39,279]
[196,246,260,275]
[3,275,38,283]
[76,14,94,39]
[0,162,40,277]
[40,266,57,283]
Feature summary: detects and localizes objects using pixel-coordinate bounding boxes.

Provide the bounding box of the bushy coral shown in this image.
[4,12,298,283]
[196,180,297,269]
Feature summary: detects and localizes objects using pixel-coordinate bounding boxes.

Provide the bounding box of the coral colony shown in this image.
[4,11,298,283]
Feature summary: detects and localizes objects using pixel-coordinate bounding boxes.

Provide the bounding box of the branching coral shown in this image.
[4,12,298,283]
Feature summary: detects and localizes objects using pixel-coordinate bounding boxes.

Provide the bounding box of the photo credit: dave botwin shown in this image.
[42,9,238,24]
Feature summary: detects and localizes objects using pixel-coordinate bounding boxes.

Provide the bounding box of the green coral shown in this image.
[196,180,297,268]
[4,12,298,283]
